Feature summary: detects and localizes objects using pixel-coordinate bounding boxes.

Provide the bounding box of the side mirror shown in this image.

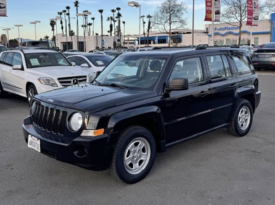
[81,63,89,68]
[71,62,76,66]
[167,78,189,91]
[13,65,22,70]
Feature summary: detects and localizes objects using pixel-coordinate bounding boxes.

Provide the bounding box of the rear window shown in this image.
[27,42,49,48]
[86,55,113,67]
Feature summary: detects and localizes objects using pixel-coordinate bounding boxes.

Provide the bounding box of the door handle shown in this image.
[229,83,238,88]
[198,90,210,97]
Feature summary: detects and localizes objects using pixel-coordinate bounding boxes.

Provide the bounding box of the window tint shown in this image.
[206,55,225,78]
[12,53,22,66]
[232,53,251,74]
[86,55,113,67]
[76,57,89,66]
[5,53,14,65]
[68,56,76,63]
[169,57,204,84]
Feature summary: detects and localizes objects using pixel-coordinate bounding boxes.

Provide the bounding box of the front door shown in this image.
[161,56,212,145]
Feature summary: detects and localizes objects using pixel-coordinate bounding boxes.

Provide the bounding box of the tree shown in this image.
[141,15,146,37]
[152,0,187,47]
[91,17,95,36]
[74,1,79,50]
[98,9,104,49]
[122,21,125,46]
[147,15,153,46]
[87,23,92,36]
[58,12,64,35]
[50,20,56,45]
[221,0,247,46]
[44,35,49,41]
[116,8,122,47]
[261,0,275,16]
[111,9,116,36]
[107,16,113,36]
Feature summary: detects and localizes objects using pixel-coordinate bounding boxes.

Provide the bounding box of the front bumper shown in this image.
[22,116,112,171]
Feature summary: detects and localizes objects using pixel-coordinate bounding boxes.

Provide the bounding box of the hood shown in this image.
[36,84,156,112]
[27,66,90,78]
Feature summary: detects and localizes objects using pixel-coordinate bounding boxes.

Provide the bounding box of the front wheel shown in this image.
[27,85,37,106]
[228,99,253,137]
[111,126,156,184]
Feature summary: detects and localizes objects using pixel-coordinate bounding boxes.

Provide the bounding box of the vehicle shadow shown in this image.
[0,93,29,110]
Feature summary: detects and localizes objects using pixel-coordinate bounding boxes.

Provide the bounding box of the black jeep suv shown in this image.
[22,48,261,184]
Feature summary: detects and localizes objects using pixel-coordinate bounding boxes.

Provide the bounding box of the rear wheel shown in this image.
[0,81,8,98]
[228,99,253,137]
[27,85,37,106]
[111,126,156,184]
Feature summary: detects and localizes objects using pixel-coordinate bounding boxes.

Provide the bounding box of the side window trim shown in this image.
[167,55,207,87]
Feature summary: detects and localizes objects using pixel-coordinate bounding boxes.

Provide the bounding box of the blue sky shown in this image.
[0,0,207,40]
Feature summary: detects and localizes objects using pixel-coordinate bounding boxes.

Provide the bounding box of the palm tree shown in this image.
[66,6,73,45]
[50,20,56,45]
[82,24,87,52]
[91,17,95,36]
[63,10,68,50]
[74,1,79,50]
[107,17,113,36]
[141,15,146,38]
[122,21,126,46]
[95,33,99,48]
[111,9,116,36]
[87,23,92,36]
[58,12,64,35]
[44,35,49,41]
[147,15,153,46]
[98,9,104,49]
[116,7,122,45]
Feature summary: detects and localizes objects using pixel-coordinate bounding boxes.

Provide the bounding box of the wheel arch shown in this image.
[107,106,166,153]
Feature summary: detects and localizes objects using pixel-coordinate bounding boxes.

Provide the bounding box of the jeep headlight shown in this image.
[69,113,83,131]
[38,77,58,87]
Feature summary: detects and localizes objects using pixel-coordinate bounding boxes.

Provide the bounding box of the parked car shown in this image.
[26,40,58,51]
[67,54,113,81]
[22,48,261,184]
[0,49,90,105]
[0,45,7,53]
[240,46,254,57]
[252,42,275,70]
[0,2,5,9]
[63,51,84,57]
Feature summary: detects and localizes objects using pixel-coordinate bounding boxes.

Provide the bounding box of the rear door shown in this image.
[204,53,238,127]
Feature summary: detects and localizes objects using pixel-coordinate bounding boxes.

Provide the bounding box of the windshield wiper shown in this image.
[100,83,128,89]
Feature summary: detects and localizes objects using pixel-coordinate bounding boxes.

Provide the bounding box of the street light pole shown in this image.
[14,25,23,46]
[212,0,214,46]
[128,1,141,48]
[30,21,40,40]
[192,0,195,47]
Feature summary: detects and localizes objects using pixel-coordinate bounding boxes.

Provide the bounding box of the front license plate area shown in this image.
[28,135,41,152]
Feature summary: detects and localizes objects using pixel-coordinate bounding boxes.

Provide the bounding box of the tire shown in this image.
[111,126,156,184]
[27,84,37,106]
[228,99,253,137]
[0,81,8,98]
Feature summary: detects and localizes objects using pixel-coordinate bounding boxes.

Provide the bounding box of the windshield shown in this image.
[86,55,113,67]
[262,43,275,49]
[25,52,71,68]
[94,55,167,90]
[27,42,49,48]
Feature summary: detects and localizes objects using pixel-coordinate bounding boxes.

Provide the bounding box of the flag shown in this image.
[204,0,213,22]
[214,0,221,22]
[0,0,7,17]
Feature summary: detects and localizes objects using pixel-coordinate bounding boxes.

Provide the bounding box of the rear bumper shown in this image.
[255,91,261,109]
[22,116,112,171]
[252,61,275,69]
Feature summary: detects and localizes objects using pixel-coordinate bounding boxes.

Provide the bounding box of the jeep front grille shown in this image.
[58,76,87,86]
[32,102,67,135]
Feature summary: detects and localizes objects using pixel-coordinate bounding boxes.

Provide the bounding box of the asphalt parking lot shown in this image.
[0,72,275,205]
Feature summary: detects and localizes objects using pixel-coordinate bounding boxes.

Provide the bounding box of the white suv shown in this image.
[0,49,90,105]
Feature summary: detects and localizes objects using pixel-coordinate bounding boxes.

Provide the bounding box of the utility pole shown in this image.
[14,25,23,46]
[30,21,40,40]
[192,0,195,47]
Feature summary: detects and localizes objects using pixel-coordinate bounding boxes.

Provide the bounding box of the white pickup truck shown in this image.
[0,49,90,105]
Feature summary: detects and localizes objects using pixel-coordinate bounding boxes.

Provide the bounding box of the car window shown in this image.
[0,52,7,62]
[76,57,89,66]
[5,53,14,65]
[67,56,76,63]
[206,55,232,78]
[12,53,23,66]
[232,53,251,74]
[86,55,113,67]
[169,57,204,84]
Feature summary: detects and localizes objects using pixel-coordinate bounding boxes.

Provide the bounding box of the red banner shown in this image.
[204,0,213,22]
[214,0,220,22]
[247,0,254,26]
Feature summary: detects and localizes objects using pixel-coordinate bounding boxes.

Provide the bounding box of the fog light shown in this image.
[73,145,88,158]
